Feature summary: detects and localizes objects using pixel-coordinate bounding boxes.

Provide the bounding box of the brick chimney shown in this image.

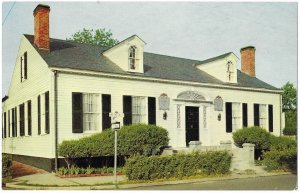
[240,46,256,77]
[33,4,50,50]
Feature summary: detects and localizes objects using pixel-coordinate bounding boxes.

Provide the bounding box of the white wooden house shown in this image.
[2,4,284,171]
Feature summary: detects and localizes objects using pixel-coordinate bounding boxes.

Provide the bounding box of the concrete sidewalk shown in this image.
[5,167,293,190]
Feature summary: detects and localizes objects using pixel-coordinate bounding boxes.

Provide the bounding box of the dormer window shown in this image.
[21,52,28,82]
[227,61,234,82]
[129,46,137,70]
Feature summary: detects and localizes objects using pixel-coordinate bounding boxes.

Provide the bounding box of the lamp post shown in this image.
[111,121,120,185]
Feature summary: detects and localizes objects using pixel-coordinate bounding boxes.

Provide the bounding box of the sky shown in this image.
[1,1,298,96]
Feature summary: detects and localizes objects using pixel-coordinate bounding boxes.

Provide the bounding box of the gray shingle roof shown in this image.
[24,34,279,91]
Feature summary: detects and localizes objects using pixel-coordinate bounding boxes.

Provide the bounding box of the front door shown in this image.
[185,106,199,146]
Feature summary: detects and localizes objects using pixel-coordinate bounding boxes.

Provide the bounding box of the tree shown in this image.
[67,28,119,47]
[281,82,297,112]
[281,82,297,134]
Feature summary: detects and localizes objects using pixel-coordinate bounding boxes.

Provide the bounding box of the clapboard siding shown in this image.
[2,35,54,157]
[56,72,282,147]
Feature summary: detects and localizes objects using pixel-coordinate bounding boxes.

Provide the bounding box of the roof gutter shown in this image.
[49,67,283,94]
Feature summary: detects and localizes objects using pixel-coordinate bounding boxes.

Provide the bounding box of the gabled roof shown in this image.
[195,52,233,66]
[24,34,279,91]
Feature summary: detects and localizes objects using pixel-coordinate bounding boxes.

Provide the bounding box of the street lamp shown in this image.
[111,121,120,185]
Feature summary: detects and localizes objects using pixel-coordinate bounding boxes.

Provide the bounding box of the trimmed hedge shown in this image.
[124,151,232,180]
[232,127,271,150]
[262,147,297,171]
[2,154,13,178]
[263,135,297,171]
[58,124,169,167]
[283,127,297,136]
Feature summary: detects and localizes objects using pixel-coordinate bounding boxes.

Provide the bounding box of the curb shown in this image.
[5,172,293,190]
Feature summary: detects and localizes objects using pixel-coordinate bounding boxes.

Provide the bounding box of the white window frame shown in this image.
[232,102,241,131]
[132,96,147,124]
[259,104,267,129]
[128,46,139,71]
[227,61,234,82]
[83,93,100,132]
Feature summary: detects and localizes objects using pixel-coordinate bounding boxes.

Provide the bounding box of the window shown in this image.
[102,94,111,130]
[28,100,32,136]
[45,91,50,134]
[268,105,273,132]
[226,102,241,133]
[232,103,241,131]
[83,93,100,132]
[148,97,156,125]
[19,104,25,136]
[38,95,41,135]
[242,103,248,127]
[132,96,146,124]
[72,93,100,133]
[129,46,137,70]
[259,104,267,129]
[21,52,28,82]
[72,93,83,133]
[227,61,234,82]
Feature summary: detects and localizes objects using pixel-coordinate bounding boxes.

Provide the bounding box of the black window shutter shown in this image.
[38,95,41,135]
[268,105,273,132]
[24,52,27,79]
[8,110,10,137]
[14,107,17,137]
[20,104,25,136]
[226,102,232,133]
[102,94,111,130]
[148,97,156,125]
[4,112,6,138]
[242,103,248,128]
[254,104,260,126]
[72,93,83,133]
[12,108,15,137]
[28,101,32,136]
[20,56,23,82]
[45,91,50,134]
[123,96,132,125]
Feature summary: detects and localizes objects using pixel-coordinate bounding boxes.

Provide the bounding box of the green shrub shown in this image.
[2,154,13,178]
[124,151,232,180]
[118,124,169,156]
[58,124,169,165]
[262,147,297,171]
[283,127,297,136]
[269,135,297,151]
[56,167,122,176]
[232,127,271,150]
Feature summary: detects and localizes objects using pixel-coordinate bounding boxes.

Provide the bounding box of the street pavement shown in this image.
[127,174,297,190]
[5,169,297,190]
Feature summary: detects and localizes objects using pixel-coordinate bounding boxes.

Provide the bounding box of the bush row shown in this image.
[58,124,169,168]
[2,154,13,178]
[56,166,124,176]
[124,151,232,180]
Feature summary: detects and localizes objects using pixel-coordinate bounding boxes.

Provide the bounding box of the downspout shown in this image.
[280,94,282,136]
[54,70,58,171]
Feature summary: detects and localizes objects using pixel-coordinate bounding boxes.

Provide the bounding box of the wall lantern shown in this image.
[163,111,168,120]
[218,113,221,121]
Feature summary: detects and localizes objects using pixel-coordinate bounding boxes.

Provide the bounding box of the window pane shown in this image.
[83,93,99,131]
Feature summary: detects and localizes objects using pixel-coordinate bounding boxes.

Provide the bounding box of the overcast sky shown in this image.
[2,1,297,96]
